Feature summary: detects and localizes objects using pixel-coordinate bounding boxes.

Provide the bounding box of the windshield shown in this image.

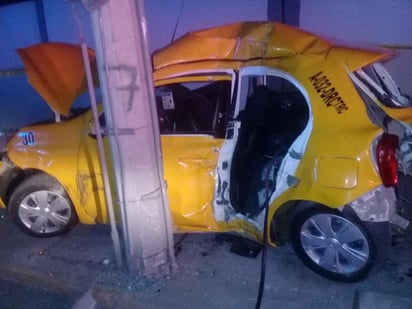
[352,62,410,108]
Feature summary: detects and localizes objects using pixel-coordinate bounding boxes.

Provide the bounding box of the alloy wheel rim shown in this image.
[300,213,370,274]
[18,190,72,234]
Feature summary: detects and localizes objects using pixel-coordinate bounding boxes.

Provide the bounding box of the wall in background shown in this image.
[0,0,94,70]
[0,0,267,130]
[0,1,40,70]
[1,0,412,129]
[300,0,412,96]
[144,0,267,52]
[0,1,94,130]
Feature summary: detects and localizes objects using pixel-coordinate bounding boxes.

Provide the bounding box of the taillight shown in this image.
[376,133,399,187]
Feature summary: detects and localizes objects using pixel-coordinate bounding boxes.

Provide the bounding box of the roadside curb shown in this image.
[354,290,412,309]
[0,260,82,296]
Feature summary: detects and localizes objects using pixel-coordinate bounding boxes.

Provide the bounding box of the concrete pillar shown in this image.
[84,0,177,275]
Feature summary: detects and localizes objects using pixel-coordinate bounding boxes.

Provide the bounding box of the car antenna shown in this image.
[171,0,186,43]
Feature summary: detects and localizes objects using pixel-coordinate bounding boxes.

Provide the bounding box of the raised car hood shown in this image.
[17,42,96,116]
[153,22,393,73]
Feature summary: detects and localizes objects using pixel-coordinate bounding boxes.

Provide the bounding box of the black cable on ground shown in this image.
[255,200,269,309]
[255,156,278,309]
[173,233,189,257]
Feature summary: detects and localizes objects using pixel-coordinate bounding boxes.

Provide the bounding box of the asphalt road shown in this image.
[0,278,74,309]
[0,208,411,308]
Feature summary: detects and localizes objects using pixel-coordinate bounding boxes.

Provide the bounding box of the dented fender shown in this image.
[0,153,21,208]
[5,115,106,225]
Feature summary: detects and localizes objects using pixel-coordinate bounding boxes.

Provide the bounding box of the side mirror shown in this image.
[88,125,106,139]
[88,113,107,139]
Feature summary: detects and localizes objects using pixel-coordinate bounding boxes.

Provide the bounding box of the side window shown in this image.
[155,80,231,137]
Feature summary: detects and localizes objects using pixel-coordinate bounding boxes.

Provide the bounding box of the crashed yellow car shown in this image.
[1,22,412,282]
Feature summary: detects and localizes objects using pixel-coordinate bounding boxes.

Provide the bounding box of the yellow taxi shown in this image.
[1,22,412,282]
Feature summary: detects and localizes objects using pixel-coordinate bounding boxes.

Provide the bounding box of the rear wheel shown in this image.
[289,205,375,282]
[9,174,77,237]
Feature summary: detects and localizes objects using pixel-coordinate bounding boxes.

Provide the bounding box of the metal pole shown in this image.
[71,0,123,267]
[80,41,123,268]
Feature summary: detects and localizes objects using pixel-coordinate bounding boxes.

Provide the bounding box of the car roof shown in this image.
[153,22,393,81]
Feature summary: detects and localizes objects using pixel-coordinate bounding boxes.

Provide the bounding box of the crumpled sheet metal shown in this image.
[17,42,97,116]
[153,22,393,73]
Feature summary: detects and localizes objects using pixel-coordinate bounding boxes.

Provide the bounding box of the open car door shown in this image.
[214,66,312,230]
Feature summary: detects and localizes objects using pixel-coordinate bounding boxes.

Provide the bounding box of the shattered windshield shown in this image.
[352,62,410,108]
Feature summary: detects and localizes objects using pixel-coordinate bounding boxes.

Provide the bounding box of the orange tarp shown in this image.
[17,42,96,116]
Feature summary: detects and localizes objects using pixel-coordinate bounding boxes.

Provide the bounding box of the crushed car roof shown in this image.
[153,21,393,78]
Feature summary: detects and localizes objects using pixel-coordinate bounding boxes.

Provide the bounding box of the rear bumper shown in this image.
[348,185,409,229]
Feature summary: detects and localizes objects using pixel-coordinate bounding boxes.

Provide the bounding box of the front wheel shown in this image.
[9,173,77,237]
[289,206,375,282]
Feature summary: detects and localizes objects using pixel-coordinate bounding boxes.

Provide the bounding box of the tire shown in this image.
[289,205,375,282]
[9,173,77,237]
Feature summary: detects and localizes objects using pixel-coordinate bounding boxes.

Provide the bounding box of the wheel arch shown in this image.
[3,168,45,207]
[269,199,388,252]
[288,204,376,282]
[8,171,79,237]
[269,200,335,246]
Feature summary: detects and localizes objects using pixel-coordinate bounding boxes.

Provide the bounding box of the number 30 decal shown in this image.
[18,132,35,146]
